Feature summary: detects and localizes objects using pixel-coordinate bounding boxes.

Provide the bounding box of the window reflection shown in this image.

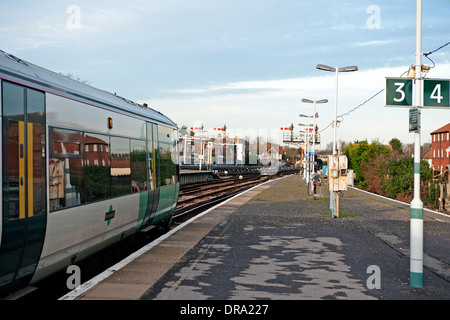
[49,128,84,210]
[48,123,177,212]
[85,133,110,202]
[131,139,147,192]
[158,126,178,186]
[111,136,130,196]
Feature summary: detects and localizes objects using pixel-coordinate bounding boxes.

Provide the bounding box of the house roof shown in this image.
[423,148,433,159]
[431,123,450,134]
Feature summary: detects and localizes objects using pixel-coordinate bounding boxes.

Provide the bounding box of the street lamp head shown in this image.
[299,113,318,118]
[302,98,328,104]
[338,65,358,72]
[316,64,336,72]
[317,64,358,73]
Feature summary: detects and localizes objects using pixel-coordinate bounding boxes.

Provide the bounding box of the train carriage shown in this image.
[0,50,180,297]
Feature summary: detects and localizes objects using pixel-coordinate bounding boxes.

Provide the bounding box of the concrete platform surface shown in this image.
[66,174,449,301]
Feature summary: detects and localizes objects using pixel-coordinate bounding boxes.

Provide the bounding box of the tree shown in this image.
[344,140,369,184]
[389,138,403,155]
[345,137,438,209]
[59,72,91,85]
[344,140,389,188]
[179,125,189,136]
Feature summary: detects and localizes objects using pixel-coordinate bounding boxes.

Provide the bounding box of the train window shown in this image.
[49,128,85,211]
[159,142,175,186]
[173,128,179,184]
[131,139,147,192]
[85,133,110,202]
[2,82,25,219]
[27,89,47,217]
[110,136,131,197]
[146,122,158,190]
[158,125,179,186]
[152,124,159,189]
[2,82,47,220]
[158,125,173,144]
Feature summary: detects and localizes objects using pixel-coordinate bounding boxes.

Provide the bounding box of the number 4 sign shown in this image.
[385,78,450,108]
[423,79,449,108]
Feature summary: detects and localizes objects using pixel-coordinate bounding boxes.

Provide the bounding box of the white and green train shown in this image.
[0,50,180,297]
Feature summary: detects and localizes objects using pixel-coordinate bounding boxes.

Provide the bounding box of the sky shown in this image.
[1,0,449,149]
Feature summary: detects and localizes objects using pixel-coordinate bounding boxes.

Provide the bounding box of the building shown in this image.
[430,123,450,172]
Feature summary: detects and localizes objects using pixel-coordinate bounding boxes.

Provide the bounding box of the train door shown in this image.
[0,81,46,296]
[139,122,159,228]
[149,123,160,218]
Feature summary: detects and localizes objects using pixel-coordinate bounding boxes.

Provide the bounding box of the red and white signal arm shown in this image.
[280,127,291,130]
[214,128,223,131]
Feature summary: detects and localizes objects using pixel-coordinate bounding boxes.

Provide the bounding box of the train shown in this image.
[0,50,180,298]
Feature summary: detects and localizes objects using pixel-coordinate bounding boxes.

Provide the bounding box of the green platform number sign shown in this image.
[386,78,413,107]
[423,79,449,108]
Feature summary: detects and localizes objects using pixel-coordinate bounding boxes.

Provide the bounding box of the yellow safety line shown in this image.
[19,121,25,219]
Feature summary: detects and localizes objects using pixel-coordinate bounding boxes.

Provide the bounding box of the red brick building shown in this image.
[430,123,450,172]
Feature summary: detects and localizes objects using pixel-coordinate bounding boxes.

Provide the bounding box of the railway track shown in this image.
[172,172,293,224]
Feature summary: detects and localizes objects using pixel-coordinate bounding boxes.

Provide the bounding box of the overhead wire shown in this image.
[318,40,449,134]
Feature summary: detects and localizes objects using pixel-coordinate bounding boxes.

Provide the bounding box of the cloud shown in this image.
[355,40,397,47]
[146,63,450,147]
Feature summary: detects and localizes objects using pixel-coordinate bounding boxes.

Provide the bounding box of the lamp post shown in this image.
[410,0,423,288]
[299,114,318,181]
[316,64,358,218]
[298,122,311,180]
[302,99,328,179]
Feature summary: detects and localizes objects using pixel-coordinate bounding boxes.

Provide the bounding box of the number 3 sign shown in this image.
[386,78,413,107]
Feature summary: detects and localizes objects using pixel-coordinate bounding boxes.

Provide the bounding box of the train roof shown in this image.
[0,50,176,127]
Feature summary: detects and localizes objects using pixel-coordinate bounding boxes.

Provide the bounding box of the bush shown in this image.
[345,139,437,208]
[344,140,389,188]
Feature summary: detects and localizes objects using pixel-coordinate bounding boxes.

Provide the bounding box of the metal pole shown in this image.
[306,118,310,182]
[312,102,316,178]
[183,136,187,164]
[199,133,203,170]
[410,0,423,288]
[330,68,339,218]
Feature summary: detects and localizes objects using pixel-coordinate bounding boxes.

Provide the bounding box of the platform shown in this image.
[179,170,214,185]
[63,174,450,301]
